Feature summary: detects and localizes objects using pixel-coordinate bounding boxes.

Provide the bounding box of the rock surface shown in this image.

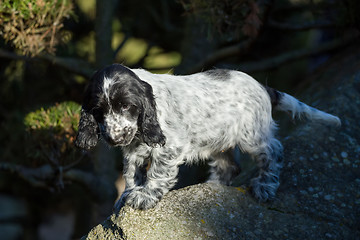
[82,47,360,240]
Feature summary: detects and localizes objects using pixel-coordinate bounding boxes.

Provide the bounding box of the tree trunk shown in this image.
[95,0,117,68]
[90,0,120,225]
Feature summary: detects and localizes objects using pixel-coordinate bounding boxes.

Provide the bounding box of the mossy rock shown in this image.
[24,101,80,133]
[24,101,82,166]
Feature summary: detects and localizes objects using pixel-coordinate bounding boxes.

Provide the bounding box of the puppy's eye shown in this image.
[121,104,130,111]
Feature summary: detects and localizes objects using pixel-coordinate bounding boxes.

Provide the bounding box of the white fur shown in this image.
[276,93,341,126]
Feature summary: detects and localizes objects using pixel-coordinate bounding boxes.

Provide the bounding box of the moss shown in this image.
[23,101,81,166]
[24,101,80,132]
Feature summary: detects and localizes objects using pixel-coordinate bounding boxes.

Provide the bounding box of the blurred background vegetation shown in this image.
[0,0,359,239]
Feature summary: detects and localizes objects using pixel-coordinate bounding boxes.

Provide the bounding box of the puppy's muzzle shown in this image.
[106,126,136,146]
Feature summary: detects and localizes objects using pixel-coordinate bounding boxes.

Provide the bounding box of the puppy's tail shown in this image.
[265,86,341,126]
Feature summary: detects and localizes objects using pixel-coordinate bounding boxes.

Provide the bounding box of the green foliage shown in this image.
[24,101,81,166]
[0,0,74,56]
[24,101,80,132]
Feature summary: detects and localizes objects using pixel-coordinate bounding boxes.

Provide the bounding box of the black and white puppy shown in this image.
[75,64,340,210]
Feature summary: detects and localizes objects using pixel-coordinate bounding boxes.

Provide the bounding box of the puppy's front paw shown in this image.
[114,189,131,212]
[125,187,160,210]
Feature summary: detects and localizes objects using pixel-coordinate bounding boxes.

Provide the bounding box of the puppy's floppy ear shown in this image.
[75,80,100,150]
[138,81,166,147]
[75,109,99,150]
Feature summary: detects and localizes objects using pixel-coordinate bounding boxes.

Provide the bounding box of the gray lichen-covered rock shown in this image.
[83,182,358,240]
[83,48,360,240]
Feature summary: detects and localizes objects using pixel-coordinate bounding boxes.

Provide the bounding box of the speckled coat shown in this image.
[75,64,340,210]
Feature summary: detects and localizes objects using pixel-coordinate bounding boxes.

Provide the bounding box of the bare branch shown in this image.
[0,49,31,61]
[268,19,339,31]
[0,162,54,190]
[0,161,115,201]
[0,49,94,78]
[186,38,255,74]
[271,1,336,15]
[38,54,94,78]
[64,169,116,202]
[186,33,358,74]
[238,33,359,73]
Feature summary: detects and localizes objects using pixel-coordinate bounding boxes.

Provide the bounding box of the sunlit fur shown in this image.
[75,64,340,210]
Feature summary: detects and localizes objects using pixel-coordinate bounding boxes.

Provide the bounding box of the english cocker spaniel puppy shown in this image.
[75,64,340,210]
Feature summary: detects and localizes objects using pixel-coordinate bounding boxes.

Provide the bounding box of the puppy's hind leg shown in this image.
[207,150,240,186]
[248,137,283,201]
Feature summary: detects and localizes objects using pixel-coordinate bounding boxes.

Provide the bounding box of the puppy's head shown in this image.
[75,64,165,149]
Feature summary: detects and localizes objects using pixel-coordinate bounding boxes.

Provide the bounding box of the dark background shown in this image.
[0,0,359,239]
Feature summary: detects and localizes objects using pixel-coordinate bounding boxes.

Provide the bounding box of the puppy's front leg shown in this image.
[125,157,179,210]
[114,158,149,211]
